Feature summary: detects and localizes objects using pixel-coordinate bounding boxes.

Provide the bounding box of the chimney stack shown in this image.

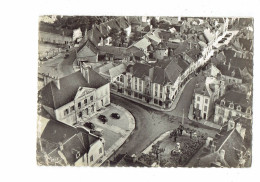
[53,76,61,90]
[210,142,216,153]
[236,122,242,134]
[228,62,231,70]
[227,118,235,131]
[219,149,225,160]
[82,67,90,83]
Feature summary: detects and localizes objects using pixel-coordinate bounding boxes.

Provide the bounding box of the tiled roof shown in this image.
[239,38,253,51]
[39,70,108,109]
[130,38,151,50]
[98,46,128,57]
[216,64,242,79]
[109,64,127,78]
[229,57,253,73]
[41,119,100,165]
[144,32,161,44]
[132,63,152,78]
[216,90,251,112]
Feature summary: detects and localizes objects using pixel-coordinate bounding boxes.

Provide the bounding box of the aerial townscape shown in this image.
[37,16,253,167]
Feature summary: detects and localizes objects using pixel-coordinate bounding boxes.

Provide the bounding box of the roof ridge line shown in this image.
[217,129,235,152]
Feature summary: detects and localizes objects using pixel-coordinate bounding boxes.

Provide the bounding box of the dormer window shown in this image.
[229,102,234,109]
[247,107,251,114]
[76,151,80,159]
[220,99,225,106]
[237,105,241,112]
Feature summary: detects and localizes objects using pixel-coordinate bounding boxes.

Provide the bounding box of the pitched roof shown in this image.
[239,38,253,51]
[109,64,127,78]
[216,64,242,79]
[116,17,129,29]
[39,70,108,109]
[229,57,253,72]
[216,90,251,112]
[144,32,161,44]
[130,38,151,50]
[40,119,100,165]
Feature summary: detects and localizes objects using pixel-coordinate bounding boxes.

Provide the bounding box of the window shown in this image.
[155,91,158,97]
[196,104,199,109]
[197,96,200,101]
[120,75,124,82]
[78,102,81,109]
[237,105,241,111]
[205,98,208,104]
[160,93,162,98]
[134,92,138,98]
[229,103,234,109]
[70,106,75,112]
[64,109,69,116]
[84,99,88,105]
[117,77,120,81]
[90,155,93,162]
[160,85,163,92]
[90,96,93,101]
[99,148,102,154]
[204,106,207,112]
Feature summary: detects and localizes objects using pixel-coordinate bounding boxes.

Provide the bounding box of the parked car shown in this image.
[98,115,108,124]
[90,128,104,137]
[111,113,120,119]
[83,122,95,130]
[218,40,224,43]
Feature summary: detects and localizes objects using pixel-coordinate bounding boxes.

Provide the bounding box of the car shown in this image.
[98,115,108,124]
[225,34,231,37]
[83,122,95,130]
[218,40,224,43]
[111,113,120,119]
[90,128,104,137]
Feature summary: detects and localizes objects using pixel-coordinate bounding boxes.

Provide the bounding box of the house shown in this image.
[153,42,168,60]
[213,91,252,125]
[38,68,110,126]
[76,39,99,65]
[96,63,127,83]
[37,119,105,166]
[98,46,130,61]
[216,63,242,85]
[144,31,162,45]
[197,118,250,167]
[122,60,183,109]
[127,38,152,61]
[39,22,73,45]
[193,76,225,120]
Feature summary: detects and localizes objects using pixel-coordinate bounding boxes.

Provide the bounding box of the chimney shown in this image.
[82,67,90,83]
[206,137,213,147]
[53,77,60,90]
[227,118,235,131]
[236,122,242,134]
[231,70,235,77]
[210,142,216,153]
[228,62,231,70]
[149,67,154,79]
[219,149,225,160]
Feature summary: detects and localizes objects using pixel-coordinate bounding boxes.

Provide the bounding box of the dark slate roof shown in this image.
[199,127,246,168]
[132,63,152,78]
[186,48,201,61]
[229,57,253,72]
[77,39,98,54]
[86,26,104,46]
[239,38,253,51]
[39,70,108,109]
[39,22,73,37]
[41,119,100,165]
[216,91,251,112]
[116,17,129,29]
[41,119,78,145]
[131,60,183,85]
[106,19,121,30]
[223,49,236,60]
[98,46,128,57]
[216,64,242,79]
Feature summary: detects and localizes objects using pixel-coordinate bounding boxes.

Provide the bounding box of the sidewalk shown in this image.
[93,103,135,166]
[111,77,192,112]
[188,103,222,130]
[142,130,171,155]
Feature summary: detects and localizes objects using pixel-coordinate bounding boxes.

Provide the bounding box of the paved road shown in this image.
[110,94,181,156]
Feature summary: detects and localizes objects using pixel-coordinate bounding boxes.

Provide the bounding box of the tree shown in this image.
[119,28,127,45]
[151,143,165,160]
[150,17,158,28]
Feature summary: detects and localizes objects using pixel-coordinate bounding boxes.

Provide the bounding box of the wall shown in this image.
[194,93,211,120]
[88,139,104,166]
[39,31,72,44]
[55,101,77,126]
[96,83,110,110]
